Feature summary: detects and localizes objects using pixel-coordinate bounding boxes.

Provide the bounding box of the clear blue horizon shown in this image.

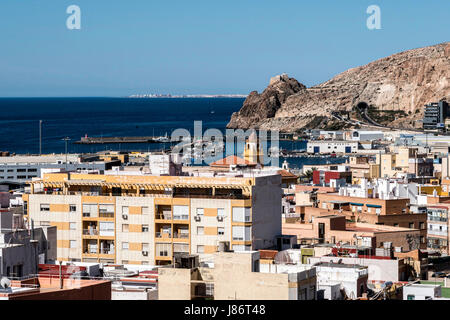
[0,0,448,97]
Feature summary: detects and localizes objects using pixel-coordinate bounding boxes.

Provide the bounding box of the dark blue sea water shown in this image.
[0,98,345,169]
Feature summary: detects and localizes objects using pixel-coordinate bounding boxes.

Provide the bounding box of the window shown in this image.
[232,226,251,241]
[173,205,189,220]
[407,295,415,300]
[156,243,171,256]
[83,204,97,217]
[27,168,37,172]
[142,262,149,265]
[122,260,129,265]
[99,222,114,236]
[232,207,251,222]
[70,240,77,248]
[420,222,425,229]
[233,245,251,251]
[409,222,414,229]
[40,221,50,226]
[217,208,225,217]
[394,223,399,227]
[99,204,114,216]
[122,206,129,217]
[196,208,204,216]
[206,283,214,297]
[122,224,129,232]
[69,222,76,230]
[40,204,50,212]
[197,245,204,253]
[218,227,225,235]
[69,205,76,212]
[17,169,26,172]
[197,227,204,235]
[142,224,149,232]
[142,206,149,218]
[17,175,26,179]
[122,242,129,250]
[142,243,149,251]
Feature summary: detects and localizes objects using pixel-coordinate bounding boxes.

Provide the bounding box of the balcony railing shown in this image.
[173,232,189,239]
[428,217,448,222]
[173,193,249,200]
[428,230,448,237]
[99,212,114,218]
[99,249,114,255]
[173,215,189,221]
[156,232,172,238]
[156,213,172,220]
[83,229,99,235]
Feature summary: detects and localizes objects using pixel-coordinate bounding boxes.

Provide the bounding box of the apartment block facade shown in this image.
[23,173,282,265]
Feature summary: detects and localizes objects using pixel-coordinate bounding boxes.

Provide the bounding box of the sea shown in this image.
[0,97,346,170]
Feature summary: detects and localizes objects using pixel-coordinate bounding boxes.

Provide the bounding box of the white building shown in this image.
[307,141,358,154]
[349,130,384,142]
[403,284,442,300]
[313,262,369,299]
[338,178,418,202]
[148,154,182,176]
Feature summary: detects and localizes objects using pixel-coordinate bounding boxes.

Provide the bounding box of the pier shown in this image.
[74,136,180,144]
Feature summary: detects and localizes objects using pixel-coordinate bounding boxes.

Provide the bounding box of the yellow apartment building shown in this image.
[158,251,317,300]
[23,172,282,265]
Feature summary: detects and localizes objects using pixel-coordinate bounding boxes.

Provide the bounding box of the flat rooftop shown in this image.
[31,172,278,188]
[314,262,366,269]
[0,154,81,164]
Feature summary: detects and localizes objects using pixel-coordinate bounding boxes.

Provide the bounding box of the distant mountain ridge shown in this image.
[227,42,450,132]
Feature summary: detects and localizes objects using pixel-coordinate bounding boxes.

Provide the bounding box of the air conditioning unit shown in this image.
[122,214,128,220]
[142,251,148,256]
[217,216,224,222]
[194,215,201,222]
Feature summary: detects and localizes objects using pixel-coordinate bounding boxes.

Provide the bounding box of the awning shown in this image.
[366,204,382,208]
[350,203,364,206]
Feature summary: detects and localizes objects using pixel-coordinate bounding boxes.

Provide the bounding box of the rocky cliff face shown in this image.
[227,42,450,132]
[227,73,306,128]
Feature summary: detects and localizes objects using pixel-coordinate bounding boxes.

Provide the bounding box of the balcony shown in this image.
[428,230,447,237]
[83,229,99,236]
[83,248,98,255]
[99,212,114,218]
[173,232,189,242]
[173,215,189,222]
[99,249,115,255]
[155,213,172,221]
[428,217,448,222]
[156,232,172,239]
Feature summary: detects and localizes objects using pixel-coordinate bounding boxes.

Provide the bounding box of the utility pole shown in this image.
[62,137,71,170]
[39,120,42,155]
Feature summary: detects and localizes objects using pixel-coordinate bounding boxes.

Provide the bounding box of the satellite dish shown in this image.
[1,277,11,289]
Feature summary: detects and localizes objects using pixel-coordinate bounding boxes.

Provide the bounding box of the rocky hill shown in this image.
[227,42,450,132]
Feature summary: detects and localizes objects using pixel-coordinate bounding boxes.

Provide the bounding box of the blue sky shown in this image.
[0,0,448,97]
